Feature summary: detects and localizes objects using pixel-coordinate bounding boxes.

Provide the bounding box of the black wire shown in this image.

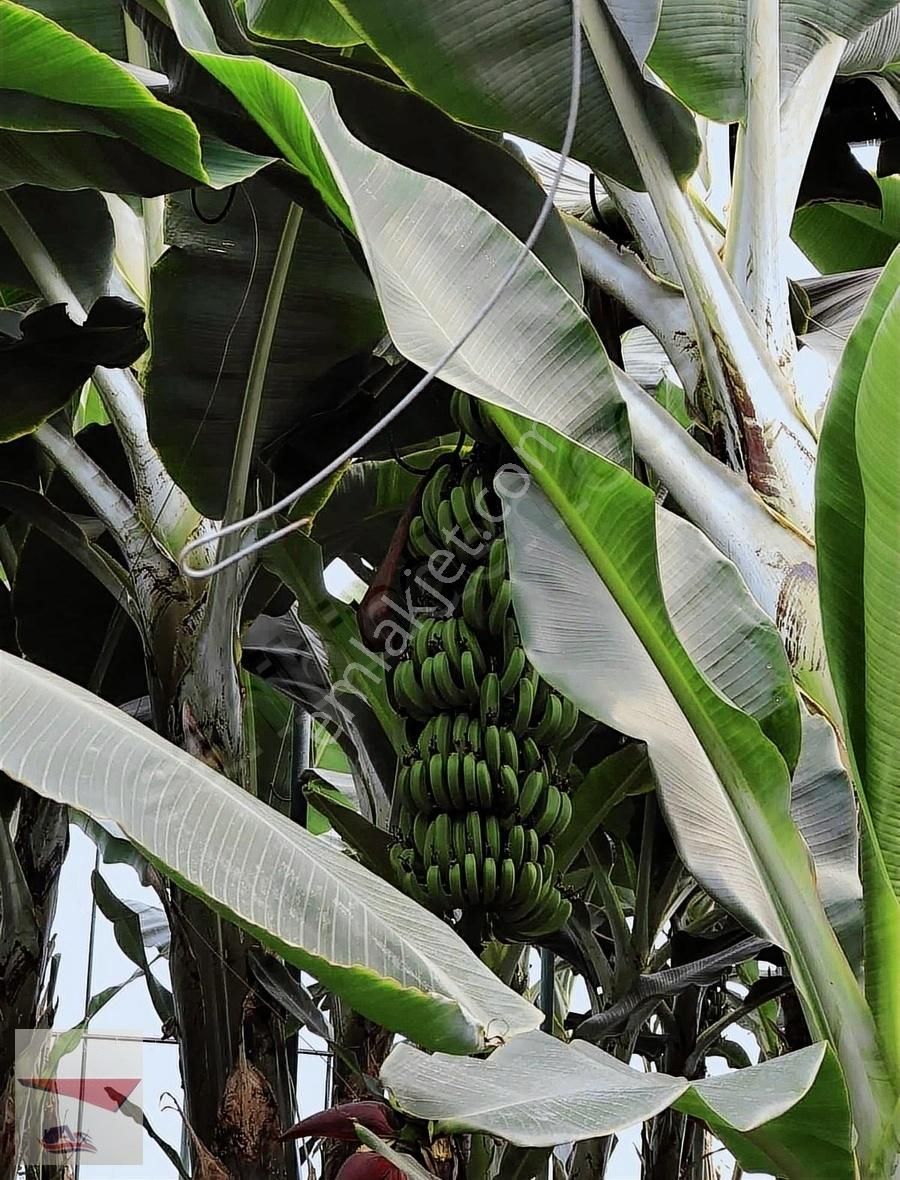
[589,172,604,225]
[389,431,432,476]
[388,426,466,475]
[190,185,237,225]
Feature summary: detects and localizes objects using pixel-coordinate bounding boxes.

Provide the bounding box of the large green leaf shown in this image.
[840,8,900,73]
[501,471,802,942]
[329,0,700,188]
[0,1,207,181]
[649,0,899,122]
[0,651,542,1053]
[816,244,900,1073]
[0,298,147,442]
[246,0,361,46]
[792,176,900,273]
[490,413,889,1147]
[382,1030,685,1145]
[21,0,127,57]
[139,0,583,297]
[145,174,383,518]
[382,1033,854,1179]
[790,714,863,965]
[673,1044,854,1180]
[163,0,630,465]
[0,186,113,307]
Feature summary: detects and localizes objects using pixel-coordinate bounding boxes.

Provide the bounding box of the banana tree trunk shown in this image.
[149,622,299,1180]
[0,789,68,1178]
[165,891,297,1180]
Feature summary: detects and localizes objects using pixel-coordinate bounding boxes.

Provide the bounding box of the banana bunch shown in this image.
[385,393,577,941]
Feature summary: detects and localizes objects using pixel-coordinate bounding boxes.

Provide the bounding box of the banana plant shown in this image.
[1,0,900,1178]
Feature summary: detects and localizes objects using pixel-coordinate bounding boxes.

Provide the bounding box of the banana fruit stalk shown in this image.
[377,392,580,942]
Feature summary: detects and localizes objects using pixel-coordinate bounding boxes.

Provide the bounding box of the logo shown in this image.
[15,1029,144,1167]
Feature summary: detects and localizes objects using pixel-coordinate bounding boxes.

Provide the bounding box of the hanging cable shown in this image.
[589,171,604,225]
[191,185,237,225]
[178,0,584,581]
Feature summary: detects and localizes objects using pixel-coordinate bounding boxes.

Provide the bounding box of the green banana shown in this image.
[422,462,452,537]
[465,811,483,862]
[423,818,439,868]
[502,616,521,667]
[518,769,547,821]
[408,514,437,560]
[483,815,502,862]
[463,852,481,906]
[400,660,433,720]
[511,675,536,736]
[556,695,580,745]
[428,752,453,810]
[416,715,436,757]
[451,482,482,548]
[450,390,486,443]
[456,619,487,675]
[452,818,468,865]
[540,844,556,882]
[486,536,508,598]
[519,737,542,773]
[463,754,481,808]
[437,499,457,552]
[448,862,467,908]
[397,807,414,842]
[426,864,452,911]
[433,649,467,708]
[511,862,543,912]
[413,616,437,666]
[500,728,520,774]
[547,790,573,841]
[533,785,564,838]
[496,764,519,812]
[433,711,454,756]
[481,857,498,906]
[438,617,462,676]
[519,889,572,937]
[461,564,488,630]
[500,643,527,697]
[531,692,563,745]
[496,857,517,906]
[466,718,483,754]
[484,725,502,775]
[476,760,494,810]
[391,838,415,873]
[402,869,431,908]
[419,656,444,710]
[445,751,465,810]
[524,827,541,865]
[480,671,500,727]
[451,712,470,747]
[487,578,513,636]
[394,763,412,810]
[460,649,480,699]
[506,825,526,871]
[408,761,432,814]
[412,813,430,858]
[432,813,452,874]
